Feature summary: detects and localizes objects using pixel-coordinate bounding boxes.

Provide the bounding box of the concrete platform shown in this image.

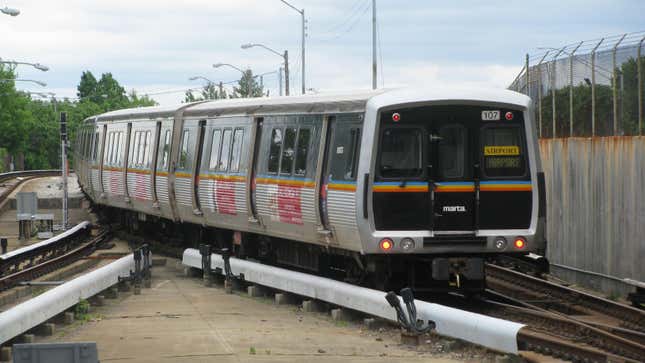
[36,260,472,362]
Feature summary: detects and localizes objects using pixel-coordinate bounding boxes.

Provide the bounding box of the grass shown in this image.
[249,346,256,355]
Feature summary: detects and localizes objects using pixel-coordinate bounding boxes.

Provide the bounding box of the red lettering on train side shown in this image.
[109,171,119,194]
[134,173,147,200]
[215,180,237,215]
[278,185,303,225]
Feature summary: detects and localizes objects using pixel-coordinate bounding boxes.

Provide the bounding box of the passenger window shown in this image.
[379,128,422,178]
[280,128,296,175]
[105,133,113,164]
[438,125,466,178]
[294,128,310,175]
[481,127,526,177]
[131,132,140,165]
[179,130,189,169]
[209,129,222,170]
[116,132,123,165]
[230,128,244,172]
[346,128,360,179]
[218,129,232,171]
[160,130,170,169]
[144,131,151,167]
[268,128,282,173]
[93,132,99,162]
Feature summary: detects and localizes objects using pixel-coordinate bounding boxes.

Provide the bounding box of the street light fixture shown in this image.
[0,58,49,71]
[213,63,253,97]
[1,6,19,16]
[0,78,47,87]
[240,43,289,96]
[279,0,305,94]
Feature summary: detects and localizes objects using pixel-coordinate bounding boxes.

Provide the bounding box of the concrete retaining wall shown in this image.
[539,137,645,295]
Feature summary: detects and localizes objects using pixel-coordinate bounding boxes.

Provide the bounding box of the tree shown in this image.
[232,70,264,98]
[184,82,228,103]
[77,71,98,101]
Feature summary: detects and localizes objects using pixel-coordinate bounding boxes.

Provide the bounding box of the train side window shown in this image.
[294,128,310,175]
[268,128,282,173]
[105,132,112,164]
[109,132,115,165]
[160,130,170,169]
[131,131,139,166]
[144,131,151,167]
[138,131,146,166]
[346,127,361,179]
[116,132,123,165]
[280,128,296,175]
[93,132,99,162]
[218,129,233,172]
[178,130,189,169]
[230,128,244,172]
[209,129,222,170]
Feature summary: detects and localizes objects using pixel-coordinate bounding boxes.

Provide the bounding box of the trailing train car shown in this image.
[73,88,547,292]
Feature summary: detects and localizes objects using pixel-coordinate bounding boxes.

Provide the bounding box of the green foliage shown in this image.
[184,82,229,103]
[75,298,91,320]
[0,69,157,170]
[232,69,265,98]
[249,346,256,355]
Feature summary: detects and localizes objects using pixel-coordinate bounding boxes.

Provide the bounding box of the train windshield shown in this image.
[379,128,423,178]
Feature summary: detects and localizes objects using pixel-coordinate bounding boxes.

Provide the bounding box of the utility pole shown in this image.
[279,67,283,96]
[301,8,306,94]
[60,110,68,231]
[284,50,290,96]
[372,0,377,89]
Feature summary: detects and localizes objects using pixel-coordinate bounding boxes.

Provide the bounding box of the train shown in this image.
[73,87,547,292]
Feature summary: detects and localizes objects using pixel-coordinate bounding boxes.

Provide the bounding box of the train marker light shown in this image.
[514,237,526,249]
[392,113,401,122]
[400,238,415,251]
[494,237,507,250]
[505,111,514,121]
[379,238,393,251]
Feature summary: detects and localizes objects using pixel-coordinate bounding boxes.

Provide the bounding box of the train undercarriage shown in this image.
[98,206,549,294]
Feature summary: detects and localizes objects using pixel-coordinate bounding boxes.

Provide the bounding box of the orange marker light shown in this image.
[380,238,393,251]
[514,238,526,249]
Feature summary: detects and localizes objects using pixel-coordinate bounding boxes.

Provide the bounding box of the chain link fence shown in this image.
[509,32,645,138]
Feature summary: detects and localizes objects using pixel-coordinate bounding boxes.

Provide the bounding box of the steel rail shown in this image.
[0,170,61,206]
[486,263,645,332]
[0,229,109,291]
[480,294,645,361]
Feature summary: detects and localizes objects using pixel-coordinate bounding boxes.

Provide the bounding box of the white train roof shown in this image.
[92,87,529,122]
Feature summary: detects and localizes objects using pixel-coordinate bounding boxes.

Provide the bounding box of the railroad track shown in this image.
[483,263,645,362]
[0,170,61,206]
[0,228,110,292]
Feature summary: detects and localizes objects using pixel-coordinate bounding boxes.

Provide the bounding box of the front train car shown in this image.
[356,88,546,291]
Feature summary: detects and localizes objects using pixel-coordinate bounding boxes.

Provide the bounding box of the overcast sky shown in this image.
[1,0,644,105]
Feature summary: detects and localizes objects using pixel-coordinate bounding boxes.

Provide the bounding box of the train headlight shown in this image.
[400,238,415,251]
[494,237,507,250]
[379,238,393,252]
[514,237,526,249]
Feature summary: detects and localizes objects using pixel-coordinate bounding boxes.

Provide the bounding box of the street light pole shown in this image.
[0,59,49,71]
[241,43,289,95]
[213,62,250,97]
[280,0,305,94]
[1,6,19,16]
[0,79,47,87]
[372,0,377,89]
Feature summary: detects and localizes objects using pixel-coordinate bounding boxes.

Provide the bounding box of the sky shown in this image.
[1,0,644,106]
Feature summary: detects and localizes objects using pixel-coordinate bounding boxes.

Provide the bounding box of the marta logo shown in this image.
[442,206,466,212]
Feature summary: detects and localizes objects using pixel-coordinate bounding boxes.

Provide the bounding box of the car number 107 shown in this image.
[481,110,500,121]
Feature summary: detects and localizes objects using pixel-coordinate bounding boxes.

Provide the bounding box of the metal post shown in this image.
[372,0,377,89]
[60,110,68,231]
[525,54,530,97]
[591,39,604,137]
[284,50,290,96]
[612,34,627,135]
[301,9,306,94]
[218,81,224,99]
[569,42,583,137]
[536,52,550,138]
[639,36,645,135]
[551,47,566,138]
[279,67,283,96]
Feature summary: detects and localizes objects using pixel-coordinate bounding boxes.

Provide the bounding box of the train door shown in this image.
[320,114,363,242]
[192,120,206,215]
[428,120,477,232]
